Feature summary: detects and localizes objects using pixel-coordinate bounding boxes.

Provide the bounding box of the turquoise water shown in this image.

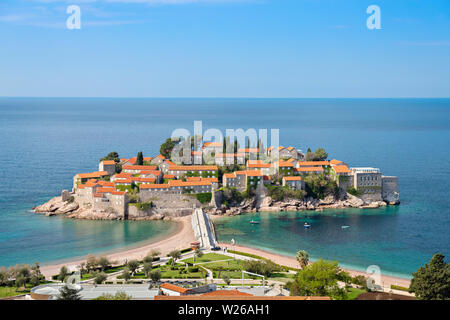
[0,98,449,274]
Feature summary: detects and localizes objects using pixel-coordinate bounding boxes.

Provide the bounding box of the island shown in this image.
[34,137,400,220]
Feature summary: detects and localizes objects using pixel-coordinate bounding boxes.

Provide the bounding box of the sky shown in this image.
[0,0,449,98]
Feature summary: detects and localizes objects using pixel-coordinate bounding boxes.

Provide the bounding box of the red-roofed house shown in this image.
[282,176,304,190]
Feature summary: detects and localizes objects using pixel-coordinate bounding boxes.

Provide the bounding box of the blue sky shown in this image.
[0,0,449,97]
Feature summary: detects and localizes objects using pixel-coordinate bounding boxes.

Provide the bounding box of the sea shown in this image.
[0,98,449,278]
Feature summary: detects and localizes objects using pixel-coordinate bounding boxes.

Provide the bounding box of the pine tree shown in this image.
[57,285,82,300]
[136,152,144,165]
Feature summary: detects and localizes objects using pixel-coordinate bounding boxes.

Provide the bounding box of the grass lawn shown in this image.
[347,287,366,300]
[0,286,30,298]
[182,253,232,264]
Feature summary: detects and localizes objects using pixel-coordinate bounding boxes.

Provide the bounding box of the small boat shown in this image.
[341,225,350,229]
[304,223,311,229]
[249,220,260,224]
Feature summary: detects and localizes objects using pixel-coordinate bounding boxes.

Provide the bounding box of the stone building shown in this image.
[168,165,218,179]
[351,168,383,202]
[381,176,400,204]
[99,160,116,175]
[282,176,304,190]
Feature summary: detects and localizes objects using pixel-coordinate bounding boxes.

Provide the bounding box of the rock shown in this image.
[345,193,364,207]
[55,202,79,214]
[286,206,297,212]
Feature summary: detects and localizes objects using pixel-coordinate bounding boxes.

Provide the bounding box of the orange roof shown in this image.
[246,170,262,177]
[287,146,295,151]
[224,173,236,179]
[156,155,165,160]
[283,176,302,181]
[123,165,157,171]
[169,165,218,171]
[201,290,253,297]
[112,191,126,196]
[113,173,132,179]
[286,158,296,163]
[97,187,115,194]
[101,160,116,165]
[143,157,152,161]
[160,283,189,294]
[186,177,218,183]
[278,161,294,168]
[78,184,85,189]
[97,181,114,187]
[164,160,176,165]
[238,148,259,153]
[203,142,222,148]
[114,178,132,184]
[137,177,156,183]
[235,171,246,175]
[297,161,330,166]
[169,180,212,187]
[126,157,137,164]
[295,166,324,172]
[163,174,175,179]
[85,179,99,188]
[247,160,272,168]
[330,159,343,165]
[140,184,170,189]
[93,193,104,198]
[76,171,108,179]
[332,165,351,174]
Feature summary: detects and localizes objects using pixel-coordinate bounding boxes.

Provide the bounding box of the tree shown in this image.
[122,267,131,282]
[58,266,69,282]
[296,250,309,269]
[303,173,338,199]
[289,259,347,300]
[95,291,132,300]
[100,152,120,163]
[194,249,204,263]
[30,263,43,287]
[150,270,161,282]
[57,285,82,300]
[169,250,182,267]
[127,260,140,276]
[0,267,9,286]
[242,260,279,278]
[143,254,154,264]
[136,152,144,166]
[160,138,176,159]
[305,147,328,161]
[222,274,231,286]
[409,253,450,300]
[93,272,107,285]
[86,254,98,273]
[97,256,110,272]
[143,263,153,278]
[150,249,161,258]
[15,275,27,290]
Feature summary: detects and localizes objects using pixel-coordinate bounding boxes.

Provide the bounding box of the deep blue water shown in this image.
[0,98,449,276]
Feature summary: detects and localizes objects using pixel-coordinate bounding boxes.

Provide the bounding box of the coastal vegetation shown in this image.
[0,263,47,297]
[409,253,449,300]
[94,291,132,300]
[305,147,328,161]
[266,185,306,201]
[303,174,339,199]
[195,192,212,204]
[287,259,348,300]
[56,285,82,300]
[99,151,122,173]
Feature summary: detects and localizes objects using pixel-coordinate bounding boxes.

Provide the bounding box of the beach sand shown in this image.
[40,215,196,278]
[218,242,411,289]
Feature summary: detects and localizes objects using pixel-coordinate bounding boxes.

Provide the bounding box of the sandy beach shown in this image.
[218,242,411,289]
[40,216,196,278]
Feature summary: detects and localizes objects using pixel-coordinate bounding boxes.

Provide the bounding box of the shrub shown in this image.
[348,187,362,197]
[391,284,409,292]
[196,193,212,204]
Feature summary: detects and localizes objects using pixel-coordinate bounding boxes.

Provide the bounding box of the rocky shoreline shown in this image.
[33,190,399,221]
[205,191,399,216]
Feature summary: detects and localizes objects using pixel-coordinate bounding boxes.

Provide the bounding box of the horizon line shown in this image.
[1,96,450,99]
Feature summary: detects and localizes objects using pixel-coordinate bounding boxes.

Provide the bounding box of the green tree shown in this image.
[136,152,144,165]
[143,263,153,278]
[289,259,347,300]
[143,254,154,264]
[86,254,98,273]
[93,272,107,285]
[0,267,9,286]
[57,285,82,300]
[169,250,182,267]
[296,250,309,269]
[160,138,176,159]
[222,274,231,286]
[305,147,328,161]
[303,174,338,199]
[122,267,131,282]
[150,270,161,282]
[100,152,120,163]
[97,256,110,272]
[150,249,161,259]
[242,260,279,278]
[94,291,132,300]
[193,249,204,263]
[58,266,69,282]
[127,260,140,276]
[409,253,450,300]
